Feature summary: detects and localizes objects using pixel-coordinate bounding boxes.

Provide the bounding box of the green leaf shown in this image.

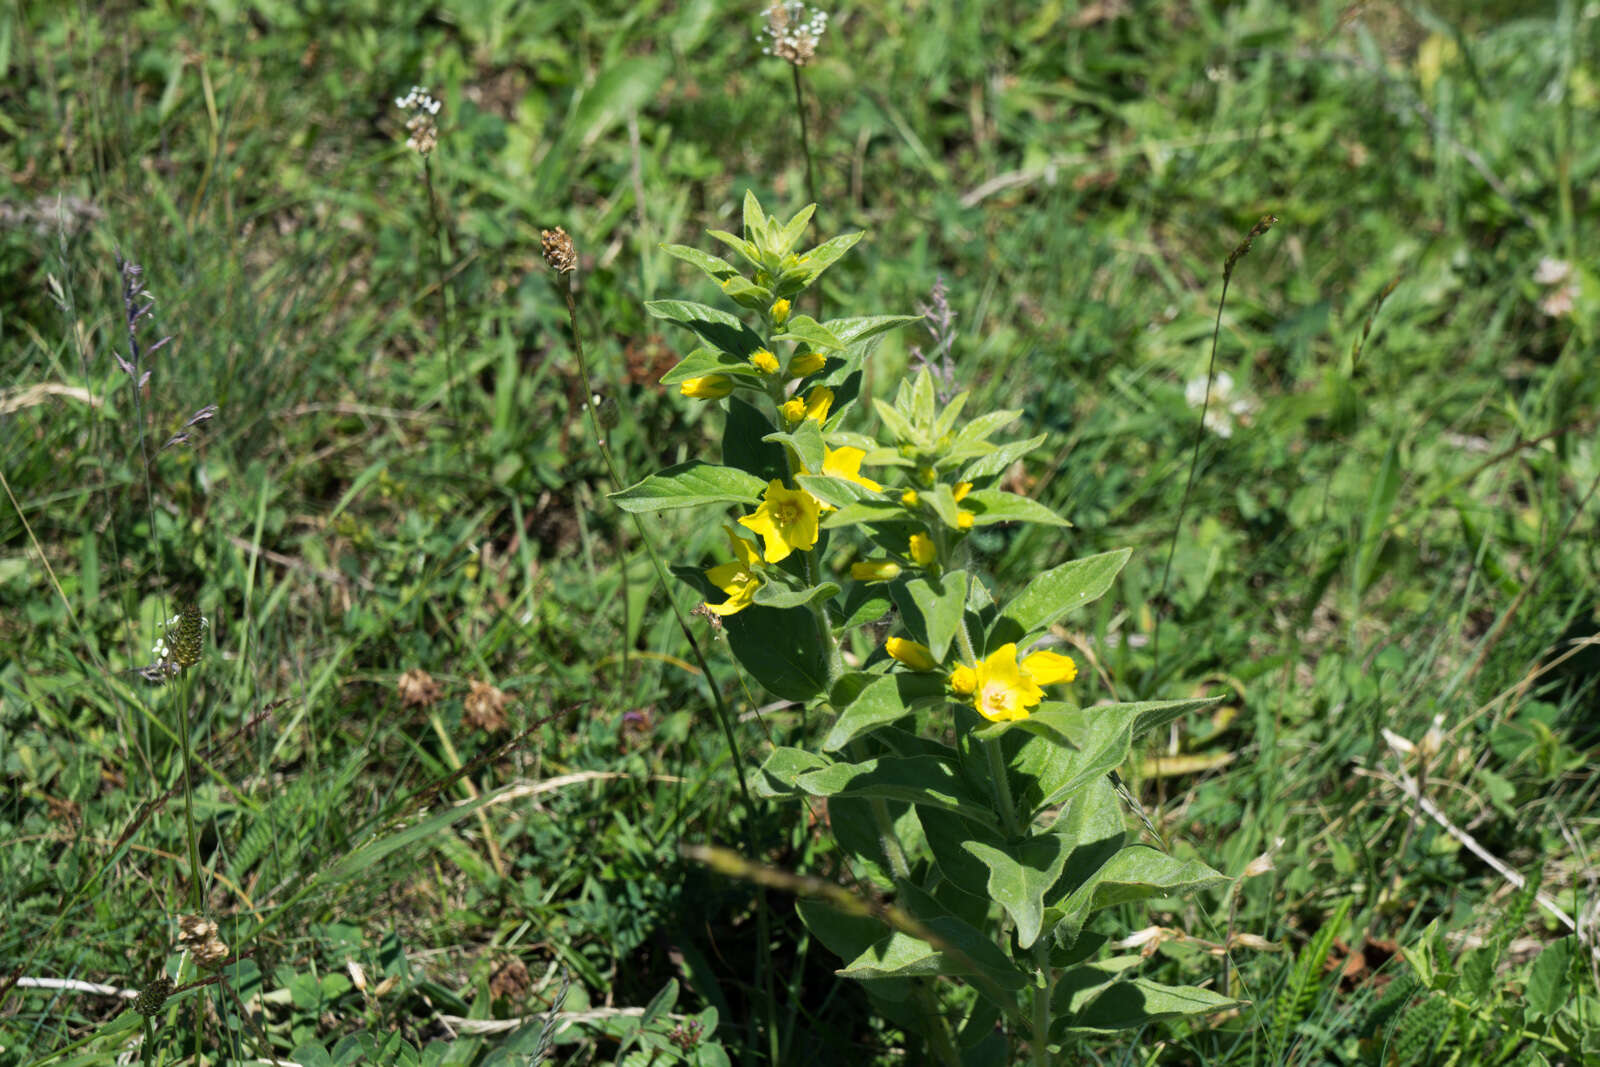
[974,698,1219,749]
[661,243,742,283]
[659,346,764,386]
[991,549,1132,646]
[1525,938,1574,1021]
[873,397,922,448]
[1083,846,1228,910]
[765,417,825,474]
[962,434,1047,483]
[751,746,833,799]
[726,604,831,701]
[752,581,840,610]
[797,473,880,510]
[795,901,913,1004]
[825,315,925,349]
[611,461,767,513]
[961,489,1070,528]
[645,299,766,358]
[890,571,969,663]
[820,498,905,529]
[822,672,947,751]
[836,882,1029,992]
[722,397,788,483]
[961,830,1071,949]
[774,314,845,351]
[785,231,864,287]
[836,581,893,629]
[706,228,760,269]
[773,203,816,255]
[1065,977,1244,1033]
[795,756,1000,830]
[741,189,768,245]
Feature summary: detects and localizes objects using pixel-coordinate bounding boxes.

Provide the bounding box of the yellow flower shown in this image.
[704,526,763,616]
[749,349,780,374]
[782,385,833,425]
[822,446,882,491]
[681,375,734,399]
[909,533,936,566]
[886,637,937,671]
[952,481,973,502]
[770,298,792,325]
[956,510,975,530]
[739,480,821,563]
[901,489,919,507]
[948,643,1077,722]
[851,559,902,582]
[789,350,826,377]
[1021,649,1077,684]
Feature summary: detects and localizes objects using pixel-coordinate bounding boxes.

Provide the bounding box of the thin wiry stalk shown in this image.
[552,271,754,810]
[792,65,817,210]
[423,157,460,423]
[1153,216,1276,672]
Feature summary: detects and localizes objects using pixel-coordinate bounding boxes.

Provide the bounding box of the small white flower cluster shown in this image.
[1184,371,1258,439]
[1533,256,1579,319]
[760,1,829,66]
[394,85,442,156]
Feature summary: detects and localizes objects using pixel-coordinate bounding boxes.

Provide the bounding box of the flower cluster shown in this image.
[394,85,442,156]
[759,1,829,66]
[1534,256,1579,319]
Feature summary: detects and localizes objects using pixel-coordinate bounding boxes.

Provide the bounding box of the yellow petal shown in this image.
[822,446,883,491]
[948,663,977,695]
[789,350,825,377]
[908,533,936,566]
[851,560,901,582]
[1022,649,1077,685]
[680,375,734,399]
[749,349,779,374]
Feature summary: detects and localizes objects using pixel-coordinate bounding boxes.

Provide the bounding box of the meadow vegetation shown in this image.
[2,0,1598,1063]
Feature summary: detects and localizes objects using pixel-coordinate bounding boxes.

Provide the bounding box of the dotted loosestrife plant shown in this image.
[615,193,1240,1061]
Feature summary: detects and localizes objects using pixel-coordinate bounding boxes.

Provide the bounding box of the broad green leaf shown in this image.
[741,189,768,245]
[795,756,1000,830]
[873,397,921,448]
[1066,978,1244,1032]
[722,397,788,483]
[774,314,845,351]
[1525,938,1574,1021]
[961,831,1071,949]
[991,549,1132,646]
[961,489,1070,528]
[1038,778,1126,949]
[822,672,947,751]
[1084,846,1228,910]
[751,745,832,799]
[890,570,969,663]
[948,409,1020,449]
[752,581,839,610]
[829,795,924,881]
[797,473,879,510]
[785,230,864,287]
[645,299,765,358]
[611,461,766,513]
[795,901,913,1004]
[706,228,760,269]
[962,434,1048,483]
[974,698,1218,748]
[726,604,830,701]
[835,581,893,629]
[766,417,825,474]
[820,498,904,529]
[909,368,937,427]
[1050,956,1145,1019]
[837,881,1028,992]
[659,346,764,386]
[720,275,774,309]
[930,389,970,442]
[661,243,741,283]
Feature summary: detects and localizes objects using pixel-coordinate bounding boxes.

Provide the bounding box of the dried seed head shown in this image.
[464,680,510,732]
[397,668,443,709]
[541,227,578,274]
[134,975,173,1016]
[177,914,229,971]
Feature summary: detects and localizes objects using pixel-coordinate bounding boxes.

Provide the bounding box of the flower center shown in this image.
[981,682,1014,715]
[774,502,799,525]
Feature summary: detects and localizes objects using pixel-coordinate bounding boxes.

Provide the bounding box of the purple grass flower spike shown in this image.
[909,275,958,402]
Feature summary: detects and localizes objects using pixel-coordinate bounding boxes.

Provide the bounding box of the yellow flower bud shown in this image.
[901,489,919,507]
[851,559,902,582]
[789,350,826,377]
[917,465,936,486]
[948,663,976,695]
[770,298,792,325]
[749,349,780,374]
[680,375,734,399]
[952,481,973,503]
[780,397,804,422]
[956,510,975,530]
[909,533,936,566]
[886,637,937,671]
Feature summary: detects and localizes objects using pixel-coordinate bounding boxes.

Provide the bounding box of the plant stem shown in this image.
[791,65,817,210]
[557,277,754,809]
[175,670,204,914]
[423,156,460,424]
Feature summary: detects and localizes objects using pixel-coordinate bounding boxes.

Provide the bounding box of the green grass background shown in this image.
[2,0,1598,1062]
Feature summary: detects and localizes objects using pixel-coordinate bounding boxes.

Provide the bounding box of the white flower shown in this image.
[1184,372,1258,438]
[759,1,829,66]
[1533,257,1572,286]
